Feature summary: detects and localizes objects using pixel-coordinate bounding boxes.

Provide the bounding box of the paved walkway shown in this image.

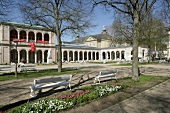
[99,79,170,113]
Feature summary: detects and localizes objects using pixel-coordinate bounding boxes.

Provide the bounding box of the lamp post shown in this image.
[14,41,18,78]
[0,41,2,64]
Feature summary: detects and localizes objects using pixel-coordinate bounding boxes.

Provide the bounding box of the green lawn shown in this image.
[89,61,159,66]
[0,68,89,81]
[116,75,168,87]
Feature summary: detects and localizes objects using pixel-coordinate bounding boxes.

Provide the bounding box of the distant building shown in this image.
[57,28,148,62]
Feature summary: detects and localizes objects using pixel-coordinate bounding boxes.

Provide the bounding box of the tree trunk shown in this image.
[57,39,62,72]
[55,7,62,72]
[56,25,62,72]
[132,8,140,81]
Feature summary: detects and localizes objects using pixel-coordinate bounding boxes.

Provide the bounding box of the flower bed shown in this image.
[9,85,122,113]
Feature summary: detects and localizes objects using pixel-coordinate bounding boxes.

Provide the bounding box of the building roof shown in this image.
[56,43,99,50]
[71,37,87,44]
[89,33,112,41]
[71,32,112,44]
[0,22,51,31]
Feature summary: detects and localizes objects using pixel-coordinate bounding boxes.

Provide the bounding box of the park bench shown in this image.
[0,65,12,73]
[80,61,86,64]
[94,70,118,84]
[30,75,72,97]
[20,64,37,72]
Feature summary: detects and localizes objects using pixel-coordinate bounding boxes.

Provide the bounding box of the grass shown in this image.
[116,75,168,87]
[89,61,116,64]
[0,68,89,81]
[89,61,159,66]
[111,62,159,66]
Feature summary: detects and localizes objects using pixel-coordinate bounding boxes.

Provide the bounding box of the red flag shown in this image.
[30,42,35,52]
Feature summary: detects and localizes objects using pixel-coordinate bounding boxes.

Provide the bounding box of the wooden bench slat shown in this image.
[100,70,117,75]
[20,64,36,72]
[94,70,118,84]
[35,81,70,90]
[35,75,71,84]
[96,73,116,79]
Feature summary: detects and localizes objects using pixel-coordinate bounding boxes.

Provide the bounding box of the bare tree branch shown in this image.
[92,0,157,81]
[19,0,93,72]
[140,0,156,21]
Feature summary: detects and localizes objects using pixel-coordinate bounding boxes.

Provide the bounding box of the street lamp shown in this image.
[13,40,18,78]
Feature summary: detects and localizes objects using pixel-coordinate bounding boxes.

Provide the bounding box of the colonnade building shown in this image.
[0,22,148,64]
[0,22,56,64]
[58,28,148,62]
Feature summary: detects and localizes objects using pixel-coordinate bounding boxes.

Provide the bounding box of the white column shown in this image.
[26,31,29,42]
[110,51,111,60]
[94,52,96,60]
[101,51,103,60]
[82,51,84,61]
[99,51,101,61]
[73,51,75,62]
[87,52,89,61]
[35,32,37,43]
[27,51,29,63]
[49,32,51,44]
[124,50,126,60]
[17,30,20,39]
[119,51,121,60]
[42,51,44,63]
[78,51,80,61]
[91,51,93,60]
[115,51,117,61]
[62,51,64,62]
[35,51,37,63]
[106,52,108,60]
[42,33,44,41]
[67,51,70,62]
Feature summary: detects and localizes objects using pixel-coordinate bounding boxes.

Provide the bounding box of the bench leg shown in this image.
[98,78,100,84]
[30,85,36,97]
[69,83,71,90]
[111,76,113,80]
[115,76,117,80]
[94,77,101,84]
[38,89,42,94]
[94,78,96,84]
[64,84,71,90]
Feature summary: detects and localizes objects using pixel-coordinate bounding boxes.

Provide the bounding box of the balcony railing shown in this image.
[12,38,26,42]
[10,38,51,46]
[37,40,49,44]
